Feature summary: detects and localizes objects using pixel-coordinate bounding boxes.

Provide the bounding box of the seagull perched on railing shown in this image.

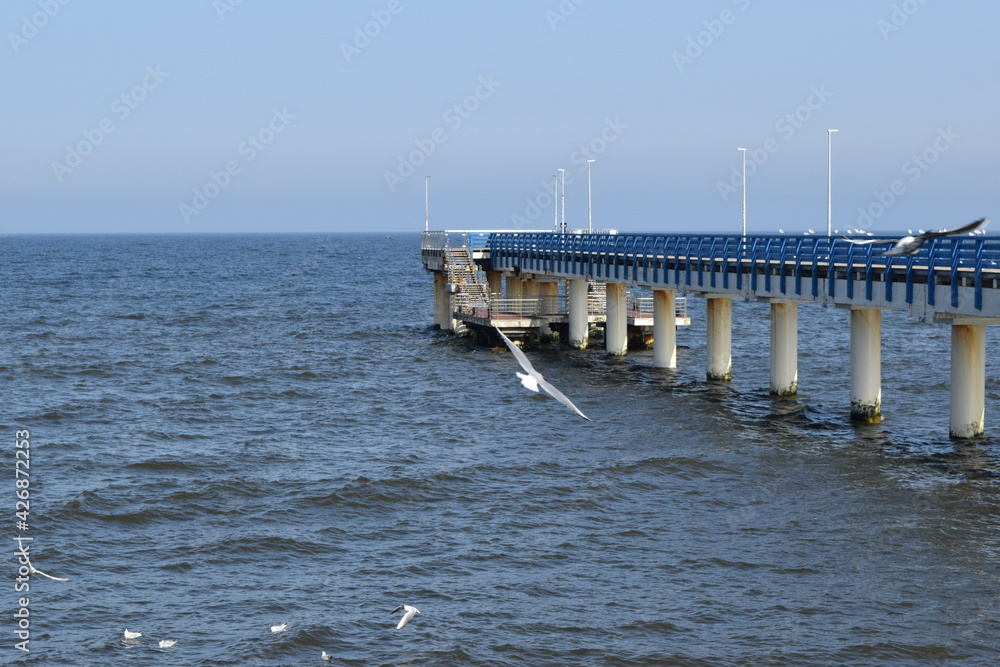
[494,327,592,421]
[842,217,988,255]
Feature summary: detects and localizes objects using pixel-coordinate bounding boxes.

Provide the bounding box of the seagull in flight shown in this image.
[390,604,420,629]
[843,217,988,255]
[494,327,592,421]
[158,639,177,648]
[25,555,68,581]
[25,556,69,581]
[123,629,142,640]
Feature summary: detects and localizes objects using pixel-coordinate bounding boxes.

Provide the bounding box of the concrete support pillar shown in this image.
[433,272,451,331]
[653,289,677,369]
[850,308,882,422]
[605,282,628,356]
[568,278,589,349]
[770,300,798,395]
[950,323,986,438]
[487,270,502,299]
[706,297,732,381]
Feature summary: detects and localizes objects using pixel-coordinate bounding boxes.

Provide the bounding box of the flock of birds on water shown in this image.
[117,606,420,660]
[32,217,994,661]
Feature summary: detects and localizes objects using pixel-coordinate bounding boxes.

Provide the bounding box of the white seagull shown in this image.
[843,217,989,255]
[123,629,142,640]
[494,327,592,421]
[322,650,332,661]
[270,623,287,633]
[158,639,177,648]
[390,604,420,629]
[25,556,68,581]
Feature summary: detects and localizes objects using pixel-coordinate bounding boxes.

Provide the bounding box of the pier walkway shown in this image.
[423,229,1000,438]
[421,230,691,346]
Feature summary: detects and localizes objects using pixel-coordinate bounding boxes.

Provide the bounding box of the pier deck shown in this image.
[423,230,1000,437]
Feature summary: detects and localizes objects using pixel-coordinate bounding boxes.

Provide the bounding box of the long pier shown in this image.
[423,229,1000,438]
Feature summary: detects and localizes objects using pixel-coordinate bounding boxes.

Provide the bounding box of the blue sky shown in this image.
[3,1,997,234]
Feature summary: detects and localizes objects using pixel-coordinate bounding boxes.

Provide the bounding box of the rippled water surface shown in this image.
[3,233,1000,666]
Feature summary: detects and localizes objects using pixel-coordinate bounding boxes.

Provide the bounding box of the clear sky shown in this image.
[3,1,998,234]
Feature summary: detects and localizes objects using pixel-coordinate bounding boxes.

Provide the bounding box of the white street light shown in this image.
[587,159,595,233]
[737,148,747,237]
[424,175,430,232]
[827,129,838,236]
[553,174,559,232]
[558,168,566,233]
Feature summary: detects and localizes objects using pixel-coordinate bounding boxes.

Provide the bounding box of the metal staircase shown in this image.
[444,246,491,311]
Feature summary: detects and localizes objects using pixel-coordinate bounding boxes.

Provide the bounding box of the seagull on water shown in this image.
[159,639,177,648]
[843,217,989,255]
[390,604,420,629]
[322,650,332,661]
[123,629,142,640]
[270,623,287,633]
[494,327,592,421]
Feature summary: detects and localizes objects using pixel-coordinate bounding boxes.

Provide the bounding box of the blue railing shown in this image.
[488,233,1000,312]
[468,232,491,251]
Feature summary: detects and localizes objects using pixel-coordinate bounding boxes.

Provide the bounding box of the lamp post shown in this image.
[558,168,566,233]
[424,175,430,232]
[587,159,595,233]
[553,174,559,232]
[737,148,747,237]
[827,129,838,236]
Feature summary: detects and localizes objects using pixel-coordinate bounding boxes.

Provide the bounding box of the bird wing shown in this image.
[922,217,989,239]
[396,609,416,629]
[27,558,68,581]
[841,237,898,245]
[31,567,68,581]
[495,327,539,378]
[537,378,592,421]
[495,327,592,421]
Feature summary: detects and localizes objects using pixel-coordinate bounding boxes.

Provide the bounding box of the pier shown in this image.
[422,229,1000,438]
[421,230,692,349]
